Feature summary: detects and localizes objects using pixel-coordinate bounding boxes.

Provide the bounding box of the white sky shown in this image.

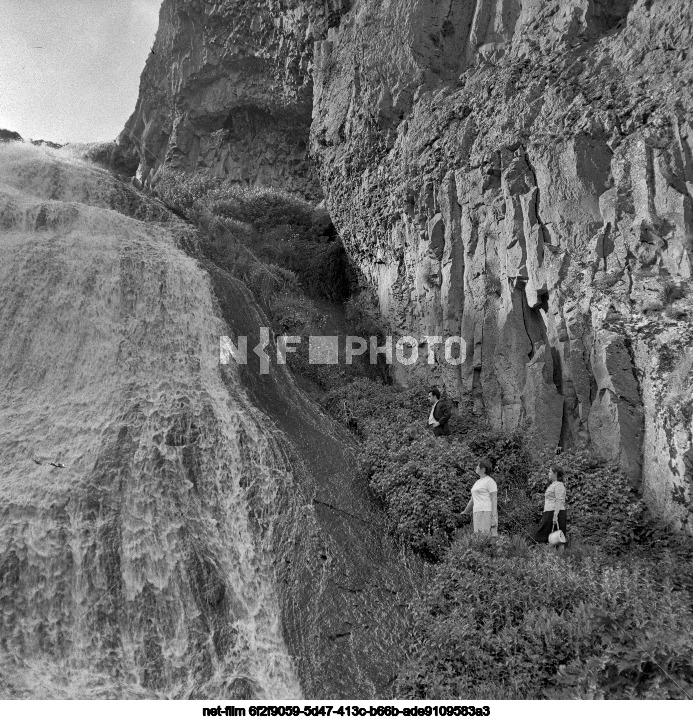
[0,0,162,144]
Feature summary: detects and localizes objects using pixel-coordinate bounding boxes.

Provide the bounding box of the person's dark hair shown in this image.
[550,465,564,483]
[477,457,493,474]
[428,387,441,399]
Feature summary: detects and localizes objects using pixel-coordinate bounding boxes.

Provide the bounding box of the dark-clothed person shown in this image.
[427,387,451,436]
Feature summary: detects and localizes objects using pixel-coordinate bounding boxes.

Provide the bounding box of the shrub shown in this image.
[324,379,534,560]
[322,378,429,436]
[206,185,314,230]
[528,449,651,550]
[322,382,693,699]
[627,539,693,603]
[258,229,353,300]
[395,535,693,699]
[154,169,355,301]
[153,168,222,214]
[153,169,315,231]
[67,141,114,165]
[549,576,693,699]
[466,428,533,493]
[344,290,387,340]
[499,487,542,540]
[266,291,356,391]
[527,450,693,600]
[363,433,474,560]
[60,141,139,176]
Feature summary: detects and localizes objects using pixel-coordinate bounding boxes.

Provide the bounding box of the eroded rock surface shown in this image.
[310,0,693,533]
[119,0,352,200]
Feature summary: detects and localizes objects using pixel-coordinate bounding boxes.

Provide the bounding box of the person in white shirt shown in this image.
[534,465,567,551]
[461,458,498,536]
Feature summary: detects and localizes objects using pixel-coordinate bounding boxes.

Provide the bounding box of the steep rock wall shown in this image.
[119,0,351,200]
[311,0,693,532]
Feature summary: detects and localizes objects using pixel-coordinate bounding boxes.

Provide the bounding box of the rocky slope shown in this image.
[120,1,693,530]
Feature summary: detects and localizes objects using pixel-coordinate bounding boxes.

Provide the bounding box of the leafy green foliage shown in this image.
[153,169,222,215]
[529,449,650,549]
[322,381,693,699]
[265,293,363,392]
[343,290,387,341]
[153,168,366,398]
[395,535,693,699]
[255,227,353,301]
[205,184,314,230]
[153,168,354,302]
[364,434,473,560]
[323,379,533,560]
[528,451,693,597]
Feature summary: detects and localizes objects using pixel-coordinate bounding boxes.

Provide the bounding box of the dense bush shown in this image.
[529,449,652,550]
[323,379,534,560]
[61,141,139,176]
[266,292,360,392]
[343,289,387,341]
[153,169,354,301]
[324,378,693,564]
[153,169,315,231]
[257,228,353,300]
[395,535,693,699]
[152,168,366,398]
[322,377,428,436]
[363,434,474,560]
[322,379,693,699]
[65,141,114,164]
[206,185,314,230]
[200,221,300,307]
[153,168,222,214]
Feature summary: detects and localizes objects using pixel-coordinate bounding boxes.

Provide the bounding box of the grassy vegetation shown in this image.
[396,534,693,699]
[322,379,693,699]
[322,379,532,561]
[154,168,353,302]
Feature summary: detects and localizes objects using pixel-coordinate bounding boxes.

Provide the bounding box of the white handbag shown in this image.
[548,517,566,546]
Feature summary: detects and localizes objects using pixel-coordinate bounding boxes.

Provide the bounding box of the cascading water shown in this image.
[0,143,302,699]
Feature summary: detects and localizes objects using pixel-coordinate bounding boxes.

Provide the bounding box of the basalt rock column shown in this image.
[311,0,693,532]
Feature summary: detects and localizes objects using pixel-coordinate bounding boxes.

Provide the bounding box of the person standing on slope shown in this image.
[534,465,567,552]
[427,386,451,437]
[461,458,498,537]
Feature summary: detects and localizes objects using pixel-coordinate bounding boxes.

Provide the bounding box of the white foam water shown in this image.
[0,143,301,699]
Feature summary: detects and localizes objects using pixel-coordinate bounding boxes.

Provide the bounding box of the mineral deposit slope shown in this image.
[0,143,300,698]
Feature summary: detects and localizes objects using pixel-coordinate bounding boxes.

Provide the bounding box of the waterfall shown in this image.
[0,143,301,699]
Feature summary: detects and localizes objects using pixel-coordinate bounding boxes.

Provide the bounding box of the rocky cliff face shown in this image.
[119,0,351,200]
[121,1,692,529]
[310,0,693,534]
